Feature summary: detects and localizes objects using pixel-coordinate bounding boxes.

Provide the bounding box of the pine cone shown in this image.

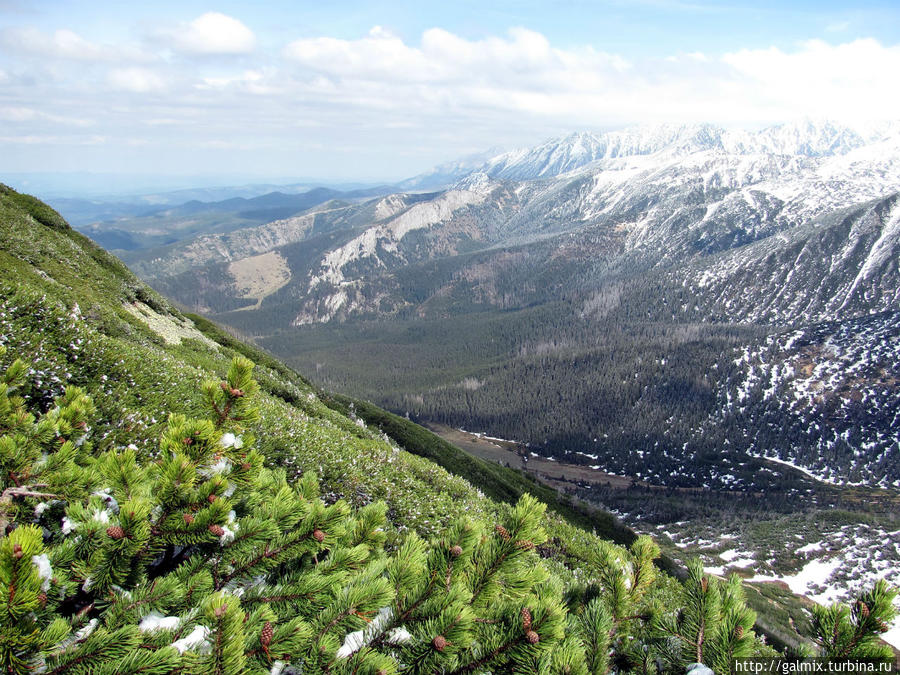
[701,576,709,593]
[207,494,217,503]
[183,437,193,445]
[521,607,532,630]
[106,526,125,540]
[220,381,230,393]
[495,525,510,540]
[12,543,22,559]
[432,635,447,651]
[37,591,47,607]
[261,621,273,647]
[515,539,534,550]
[214,605,227,618]
[313,529,326,543]
[450,545,463,557]
[734,625,744,639]
[877,620,889,633]
[241,462,251,471]
[183,513,195,524]
[525,630,540,644]
[208,524,225,537]
[857,601,870,619]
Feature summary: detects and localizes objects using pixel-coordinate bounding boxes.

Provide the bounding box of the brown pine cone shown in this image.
[525,630,540,644]
[450,545,463,557]
[241,462,252,471]
[432,635,447,651]
[207,494,218,503]
[857,601,870,619]
[521,607,532,630]
[12,543,23,559]
[106,526,125,540]
[208,524,225,537]
[701,577,709,593]
[183,513,195,524]
[261,621,273,647]
[220,381,230,393]
[495,525,510,540]
[734,625,744,638]
[37,591,48,607]
[313,529,326,543]
[515,539,535,550]
[214,605,227,618]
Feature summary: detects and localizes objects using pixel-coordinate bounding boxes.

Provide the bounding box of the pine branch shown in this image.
[448,635,522,674]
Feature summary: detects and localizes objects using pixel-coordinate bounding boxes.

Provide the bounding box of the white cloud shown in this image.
[284,26,626,87]
[0,134,106,145]
[196,68,278,94]
[1,27,108,60]
[0,26,152,62]
[170,12,256,55]
[282,28,900,128]
[0,106,92,126]
[722,39,900,123]
[107,67,166,93]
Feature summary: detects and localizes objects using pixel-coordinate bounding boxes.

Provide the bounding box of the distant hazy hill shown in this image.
[61,184,393,253]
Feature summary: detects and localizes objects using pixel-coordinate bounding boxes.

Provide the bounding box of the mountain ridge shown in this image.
[80,120,900,493]
[400,119,900,188]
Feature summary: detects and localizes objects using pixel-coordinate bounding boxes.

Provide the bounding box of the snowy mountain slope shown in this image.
[293,127,900,325]
[712,309,900,487]
[404,119,897,187]
[658,194,900,325]
[396,147,506,191]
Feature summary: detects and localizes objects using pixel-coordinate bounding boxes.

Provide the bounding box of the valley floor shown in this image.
[428,422,900,654]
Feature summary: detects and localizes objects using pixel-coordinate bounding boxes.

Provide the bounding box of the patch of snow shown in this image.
[882,621,900,651]
[796,541,825,555]
[171,625,211,654]
[336,607,412,658]
[75,618,98,642]
[31,554,52,591]
[139,612,181,632]
[219,433,243,450]
[752,557,844,605]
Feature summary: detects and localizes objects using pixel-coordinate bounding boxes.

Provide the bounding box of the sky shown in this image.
[1,0,899,192]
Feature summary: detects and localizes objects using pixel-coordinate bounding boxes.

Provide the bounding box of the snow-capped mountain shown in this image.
[398,119,898,189]
[119,119,900,488]
[396,147,507,191]
[132,120,900,325]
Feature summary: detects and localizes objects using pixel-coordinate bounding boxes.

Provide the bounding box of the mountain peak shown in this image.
[399,119,900,195]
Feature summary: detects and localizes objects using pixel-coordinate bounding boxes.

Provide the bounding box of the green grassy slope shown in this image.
[0,183,669,596]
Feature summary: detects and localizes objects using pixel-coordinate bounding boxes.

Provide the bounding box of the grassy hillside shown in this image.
[4,184,896,671]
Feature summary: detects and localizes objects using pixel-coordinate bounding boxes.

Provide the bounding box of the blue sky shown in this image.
[1,0,898,191]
